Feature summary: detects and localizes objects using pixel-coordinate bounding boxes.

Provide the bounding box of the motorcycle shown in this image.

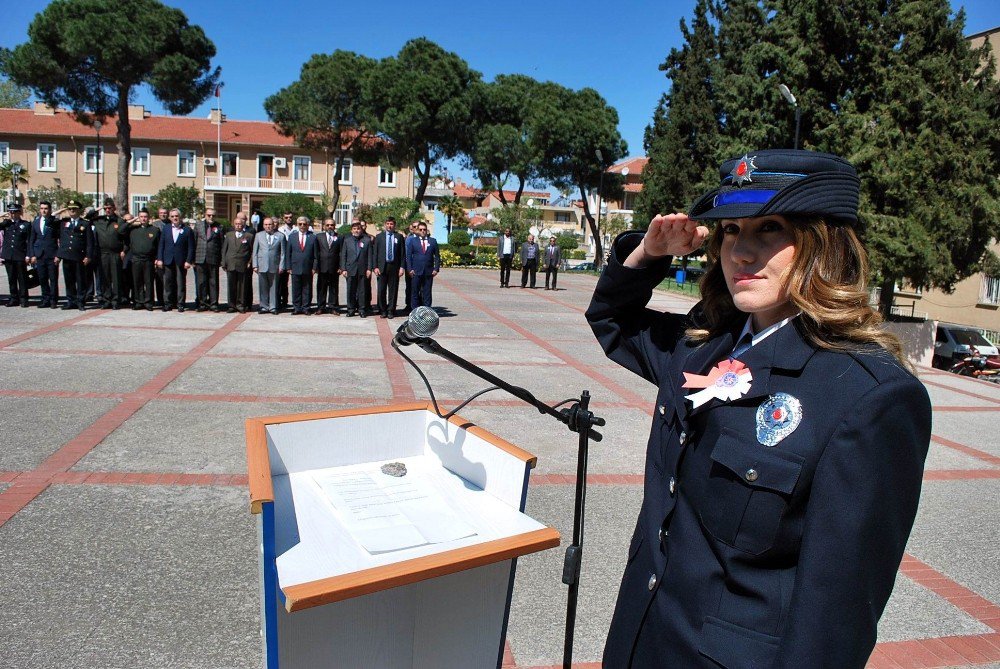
[948,347,1000,383]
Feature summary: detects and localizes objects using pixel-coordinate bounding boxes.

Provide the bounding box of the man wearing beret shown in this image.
[91,198,129,309]
[56,199,95,310]
[125,208,159,311]
[0,203,31,307]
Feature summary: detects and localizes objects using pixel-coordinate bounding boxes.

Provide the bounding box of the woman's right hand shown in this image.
[624,214,709,268]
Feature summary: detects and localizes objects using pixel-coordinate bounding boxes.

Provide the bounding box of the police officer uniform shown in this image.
[0,204,31,306]
[57,200,96,310]
[586,150,932,669]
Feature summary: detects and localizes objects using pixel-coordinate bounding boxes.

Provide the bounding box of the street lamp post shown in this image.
[94,120,103,206]
[11,164,22,204]
[778,84,801,150]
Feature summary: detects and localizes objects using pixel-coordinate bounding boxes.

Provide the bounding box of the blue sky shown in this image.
[4,0,998,188]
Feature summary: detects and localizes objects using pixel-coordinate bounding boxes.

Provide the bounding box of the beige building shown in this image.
[0,103,414,224]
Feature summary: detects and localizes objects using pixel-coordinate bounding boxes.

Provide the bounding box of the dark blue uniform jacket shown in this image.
[586,232,931,669]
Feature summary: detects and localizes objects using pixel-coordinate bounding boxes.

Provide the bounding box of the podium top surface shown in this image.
[245,403,559,611]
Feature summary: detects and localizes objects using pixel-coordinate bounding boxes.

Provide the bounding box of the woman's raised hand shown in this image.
[624,214,709,268]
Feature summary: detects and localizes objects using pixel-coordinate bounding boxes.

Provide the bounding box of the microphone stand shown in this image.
[395,336,605,669]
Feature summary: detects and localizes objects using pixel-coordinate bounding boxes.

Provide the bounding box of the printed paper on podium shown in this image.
[313,468,477,554]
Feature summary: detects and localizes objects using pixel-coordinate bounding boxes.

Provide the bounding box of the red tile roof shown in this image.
[0,107,377,149]
[608,157,648,175]
[453,180,482,199]
[623,183,643,193]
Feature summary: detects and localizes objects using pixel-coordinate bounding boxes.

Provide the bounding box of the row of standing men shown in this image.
[0,199,441,318]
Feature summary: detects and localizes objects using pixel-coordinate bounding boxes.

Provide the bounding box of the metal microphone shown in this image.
[394,306,440,346]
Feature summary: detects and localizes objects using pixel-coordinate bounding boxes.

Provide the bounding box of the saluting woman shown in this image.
[587,149,931,669]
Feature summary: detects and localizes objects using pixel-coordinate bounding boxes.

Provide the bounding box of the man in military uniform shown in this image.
[91,198,129,309]
[222,213,254,313]
[193,207,223,311]
[29,201,60,308]
[125,209,159,311]
[0,203,31,307]
[57,200,95,310]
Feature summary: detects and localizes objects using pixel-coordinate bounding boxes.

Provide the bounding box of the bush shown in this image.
[476,244,497,255]
[261,192,325,221]
[149,184,203,219]
[26,185,88,215]
[439,248,461,267]
[556,233,580,251]
[448,230,471,247]
[568,249,587,260]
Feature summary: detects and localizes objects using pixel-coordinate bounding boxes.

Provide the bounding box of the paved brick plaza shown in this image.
[0,268,998,668]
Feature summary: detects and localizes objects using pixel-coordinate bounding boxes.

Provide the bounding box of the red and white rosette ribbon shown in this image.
[682,359,753,409]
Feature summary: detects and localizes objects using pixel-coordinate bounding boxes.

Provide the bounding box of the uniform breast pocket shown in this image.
[698,428,803,555]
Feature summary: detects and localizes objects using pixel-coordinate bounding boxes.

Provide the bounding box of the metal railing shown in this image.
[203,176,324,194]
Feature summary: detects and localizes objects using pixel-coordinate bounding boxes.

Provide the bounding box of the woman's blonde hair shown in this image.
[687,215,907,365]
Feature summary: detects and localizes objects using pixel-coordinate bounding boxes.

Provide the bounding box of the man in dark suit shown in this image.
[519,234,539,289]
[29,200,61,308]
[56,200,95,310]
[193,208,224,311]
[1,203,31,307]
[156,208,195,311]
[276,211,295,312]
[315,218,342,314]
[543,236,562,290]
[339,220,372,317]
[497,228,516,287]
[405,221,441,311]
[151,207,169,306]
[287,216,317,315]
[222,213,254,313]
[403,222,418,313]
[372,216,405,319]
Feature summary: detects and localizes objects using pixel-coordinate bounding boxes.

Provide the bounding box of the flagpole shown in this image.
[216,82,222,165]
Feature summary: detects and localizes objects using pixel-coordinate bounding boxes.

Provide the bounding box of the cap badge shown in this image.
[731,154,758,187]
[756,393,802,446]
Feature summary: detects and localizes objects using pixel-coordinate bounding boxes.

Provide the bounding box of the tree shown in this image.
[365,38,481,206]
[447,229,471,247]
[464,74,544,206]
[366,198,425,230]
[636,0,720,227]
[437,194,467,235]
[0,162,29,203]
[532,83,627,267]
[26,185,87,214]
[556,232,580,251]
[260,192,325,222]
[490,203,543,243]
[0,77,31,108]
[149,184,203,219]
[0,0,219,212]
[264,51,379,214]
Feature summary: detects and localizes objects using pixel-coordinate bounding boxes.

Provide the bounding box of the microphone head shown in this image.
[407,306,440,339]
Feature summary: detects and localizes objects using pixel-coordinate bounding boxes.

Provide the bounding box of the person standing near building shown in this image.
[91,198,128,309]
[519,234,539,289]
[193,208,223,312]
[498,227,515,287]
[252,216,285,315]
[372,216,405,318]
[406,221,440,310]
[125,209,159,311]
[287,216,317,315]
[339,220,372,317]
[276,211,295,312]
[543,236,562,290]
[222,213,254,313]
[156,209,195,311]
[56,200,95,310]
[0,203,30,307]
[315,218,342,314]
[151,207,169,307]
[29,201,60,308]
[403,221,419,313]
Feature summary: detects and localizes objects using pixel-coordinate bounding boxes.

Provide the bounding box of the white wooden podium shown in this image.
[246,402,560,669]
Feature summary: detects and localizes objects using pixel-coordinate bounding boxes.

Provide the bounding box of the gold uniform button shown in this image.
[745,468,759,482]
[648,574,657,591]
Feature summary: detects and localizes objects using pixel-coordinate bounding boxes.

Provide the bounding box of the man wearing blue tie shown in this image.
[372,216,405,318]
[405,221,440,311]
[156,209,195,311]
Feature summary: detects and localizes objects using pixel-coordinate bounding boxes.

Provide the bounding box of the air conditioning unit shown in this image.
[203,158,216,167]
[273,157,287,169]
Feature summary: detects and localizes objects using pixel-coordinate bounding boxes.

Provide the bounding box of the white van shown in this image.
[933,323,999,368]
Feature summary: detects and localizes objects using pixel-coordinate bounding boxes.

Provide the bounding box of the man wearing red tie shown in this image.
[287,216,317,315]
[405,222,440,311]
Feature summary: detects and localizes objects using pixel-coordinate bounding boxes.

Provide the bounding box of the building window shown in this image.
[333,202,352,227]
[378,166,396,187]
[131,148,150,175]
[339,158,353,184]
[84,145,104,173]
[131,194,150,216]
[982,274,1000,306]
[555,212,571,223]
[293,155,311,181]
[0,142,8,165]
[37,144,57,171]
[221,152,238,177]
[84,192,110,209]
[177,149,196,177]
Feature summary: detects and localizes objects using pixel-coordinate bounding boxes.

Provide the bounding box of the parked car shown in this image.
[933,323,999,369]
[566,261,597,272]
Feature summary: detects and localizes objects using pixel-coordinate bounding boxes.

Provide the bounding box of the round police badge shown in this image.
[755,393,802,447]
